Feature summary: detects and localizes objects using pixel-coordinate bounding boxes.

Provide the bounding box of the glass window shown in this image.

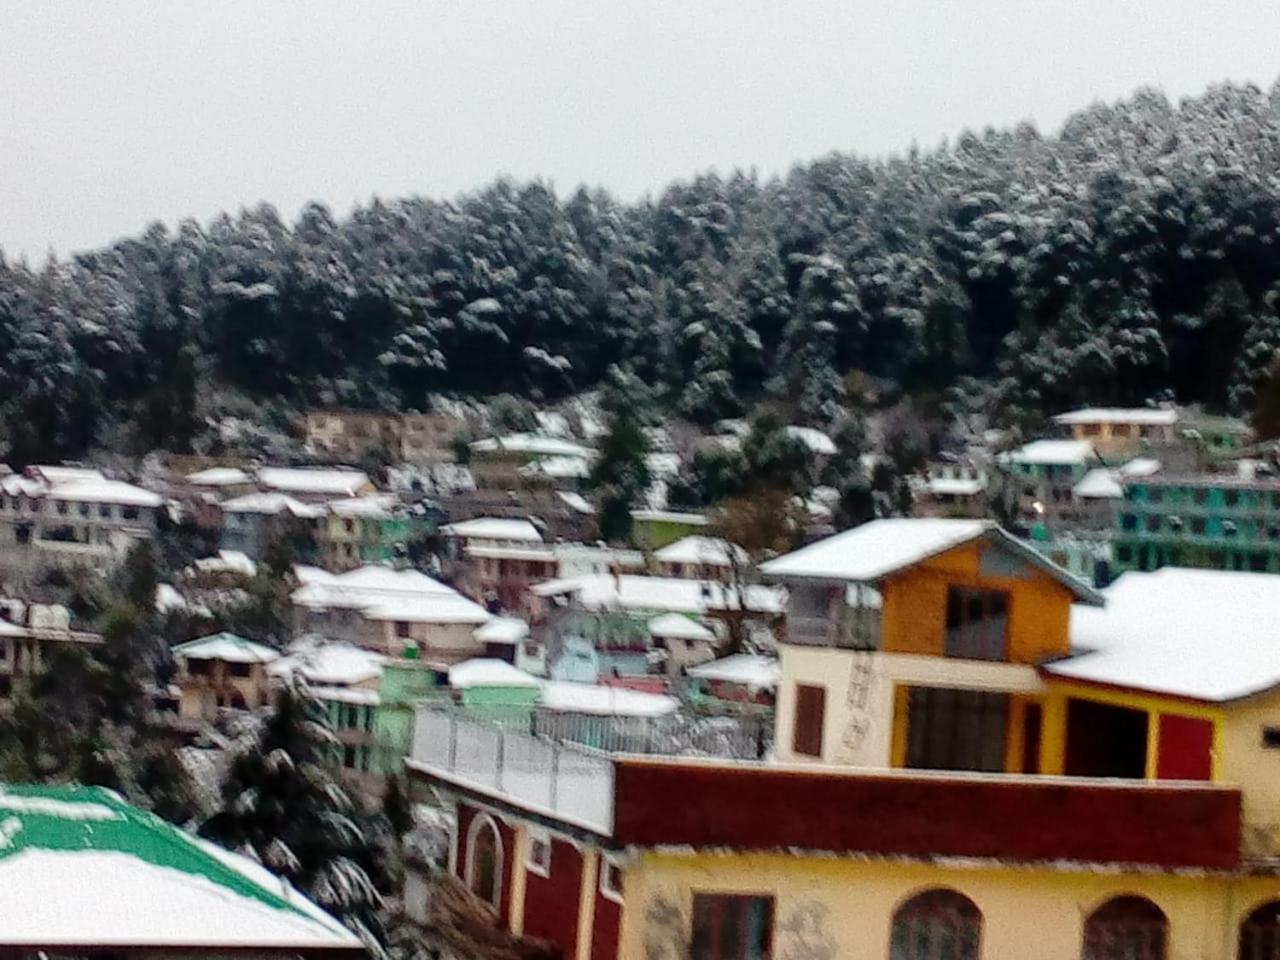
[1226,490,1240,508]
[792,684,826,758]
[1081,895,1166,960]
[1194,488,1209,505]
[600,854,623,903]
[122,505,140,520]
[1145,515,1161,533]
[1148,487,1163,504]
[945,587,1009,661]
[890,889,981,960]
[466,816,503,909]
[1191,517,1207,535]
[691,893,774,960]
[906,687,1008,773]
[1121,514,1137,532]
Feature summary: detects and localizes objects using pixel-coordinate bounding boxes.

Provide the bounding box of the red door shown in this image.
[1156,714,1213,780]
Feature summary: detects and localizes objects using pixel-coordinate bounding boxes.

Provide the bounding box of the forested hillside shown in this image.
[4,81,1280,464]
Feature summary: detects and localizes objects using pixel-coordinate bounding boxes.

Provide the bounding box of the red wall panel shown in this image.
[522,837,584,957]
[1156,714,1214,781]
[591,889,622,960]
[611,759,1241,870]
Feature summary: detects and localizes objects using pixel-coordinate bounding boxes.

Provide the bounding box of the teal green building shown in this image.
[1113,474,1280,574]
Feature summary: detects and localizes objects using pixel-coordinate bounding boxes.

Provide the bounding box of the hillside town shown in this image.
[1,391,1280,958]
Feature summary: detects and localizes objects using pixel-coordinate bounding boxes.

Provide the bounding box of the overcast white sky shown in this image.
[2,0,1278,258]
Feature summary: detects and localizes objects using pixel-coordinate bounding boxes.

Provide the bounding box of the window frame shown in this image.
[944,586,1010,662]
[690,891,774,960]
[599,852,624,905]
[526,827,552,879]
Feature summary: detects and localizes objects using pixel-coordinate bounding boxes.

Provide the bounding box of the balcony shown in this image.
[407,705,1242,870]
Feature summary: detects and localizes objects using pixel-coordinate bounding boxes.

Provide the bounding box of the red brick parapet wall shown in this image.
[611,759,1243,871]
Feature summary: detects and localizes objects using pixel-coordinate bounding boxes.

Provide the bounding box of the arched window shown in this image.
[465,814,503,909]
[890,888,982,960]
[1239,900,1280,959]
[1082,895,1167,960]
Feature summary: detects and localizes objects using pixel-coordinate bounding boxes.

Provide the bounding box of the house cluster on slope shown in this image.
[405,517,1280,960]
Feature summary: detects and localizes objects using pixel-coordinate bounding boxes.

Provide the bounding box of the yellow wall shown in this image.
[879,542,1073,664]
[619,849,1280,960]
[1218,688,1280,858]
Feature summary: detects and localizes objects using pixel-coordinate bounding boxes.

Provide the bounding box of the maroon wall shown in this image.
[591,888,622,960]
[454,802,516,923]
[611,760,1242,870]
[522,837,584,957]
[1157,714,1214,781]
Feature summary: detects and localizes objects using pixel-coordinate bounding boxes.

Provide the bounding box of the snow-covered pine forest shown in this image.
[3,81,1280,464]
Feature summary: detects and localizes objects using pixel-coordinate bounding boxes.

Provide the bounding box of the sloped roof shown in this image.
[470,433,595,459]
[268,638,386,686]
[1001,439,1096,466]
[0,784,360,951]
[449,658,540,689]
[474,616,530,645]
[1053,407,1179,426]
[1073,468,1124,500]
[531,574,785,615]
[1046,568,1280,701]
[760,518,1102,604]
[647,613,716,642]
[538,680,678,717]
[687,654,781,690]
[185,467,253,486]
[221,492,324,518]
[257,467,370,497]
[654,536,748,567]
[440,517,543,542]
[172,633,278,664]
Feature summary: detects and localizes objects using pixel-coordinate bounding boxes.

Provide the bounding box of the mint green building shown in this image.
[1113,474,1280,574]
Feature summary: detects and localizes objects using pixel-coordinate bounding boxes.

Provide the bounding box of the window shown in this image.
[465,815,503,909]
[1194,488,1209,506]
[1080,895,1166,960]
[98,503,112,518]
[691,893,773,960]
[187,659,212,676]
[55,500,68,516]
[792,683,826,758]
[526,829,551,877]
[1239,900,1280,959]
[122,505,140,520]
[1147,487,1163,504]
[890,888,981,960]
[1226,490,1241,508]
[1262,727,1280,749]
[600,853,623,904]
[1144,514,1161,533]
[228,661,251,677]
[1252,553,1270,572]
[945,587,1009,661]
[1121,513,1137,532]
[78,503,90,517]
[1191,517,1207,535]
[395,620,411,639]
[1081,423,1101,436]
[1116,545,1132,563]
[906,687,1008,773]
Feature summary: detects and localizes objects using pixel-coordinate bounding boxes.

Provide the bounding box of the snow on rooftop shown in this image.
[474,616,530,645]
[327,494,398,517]
[1119,457,1162,477]
[1052,407,1179,426]
[289,565,467,616]
[441,517,543,542]
[538,680,678,717]
[1047,568,1280,701]
[761,519,990,582]
[185,467,252,486]
[518,455,592,479]
[470,433,595,460]
[172,633,279,664]
[257,467,370,497]
[190,550,257,579]
[362,593,491,625]
[630,509,709,526]
[308,685,380,707]
[0,785,360,951]
[268,638,386,686]
[30,466,105,484]
[1002,439,1096,466]
[786,425,837,456]
[687,654,780,690]
[46,477,162,507]
[449,658,540,689]
[558,491,595,514]
[647,613,716,642]
[654,536,748,568]
[531,574,784,615]
[220,492,324,517]
[924,476,986,497]
[1072,468,1124,500]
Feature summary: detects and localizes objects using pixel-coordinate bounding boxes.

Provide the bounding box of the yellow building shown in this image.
[405,520,1280,960]
[171,632,278,719]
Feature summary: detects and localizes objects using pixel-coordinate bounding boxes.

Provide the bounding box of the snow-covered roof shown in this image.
[1045,568,1280,702]
[257,467,371,497]
[289,565,464,615]
[1001,439,1096,466]
[185,467,253,487]
[538,681,678,717]
[518,455,591,479]
[474,616,530,645]
[630,509,710,526]
[308,685,380,707]
[327,494,399,517]
[531,574,785,615]
[268,638,386,687]
[362,593,492,625]
[0,784,360,952]
[449,658,540,689]
[172,633,278,664]
[1119,457,1162,477]
[647,613,716,642]
[1073,469,1124,500]
[44,477,162,507]
[654,536,748,568]
[190,550,257,579]
[924,476,986,497]
[441,517,543,542]
[558,491,595,514]
[687,654,781,690]
[760,518,1103,603]
[221,492,324,518]
[470,433,595,460]
[645,453,682,478]
[786,425,837,456]
[465,543,557,563]
[1053,407,1179,426]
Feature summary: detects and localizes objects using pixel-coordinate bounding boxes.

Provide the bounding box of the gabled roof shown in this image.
[440,517,543,542]
[647,613,716,642]
[1046,568,1280,702]
[1001,439,1096,466]
[268,638,386,686]
[172,633,278,664]
[0,784,361,952]
[449,658,540,689]
[687,653,780,690]
[654,536,748,567]
[221,492,324,517]
[759,518,1103,604]
[257,467,371,497]
[474,616,530,645]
